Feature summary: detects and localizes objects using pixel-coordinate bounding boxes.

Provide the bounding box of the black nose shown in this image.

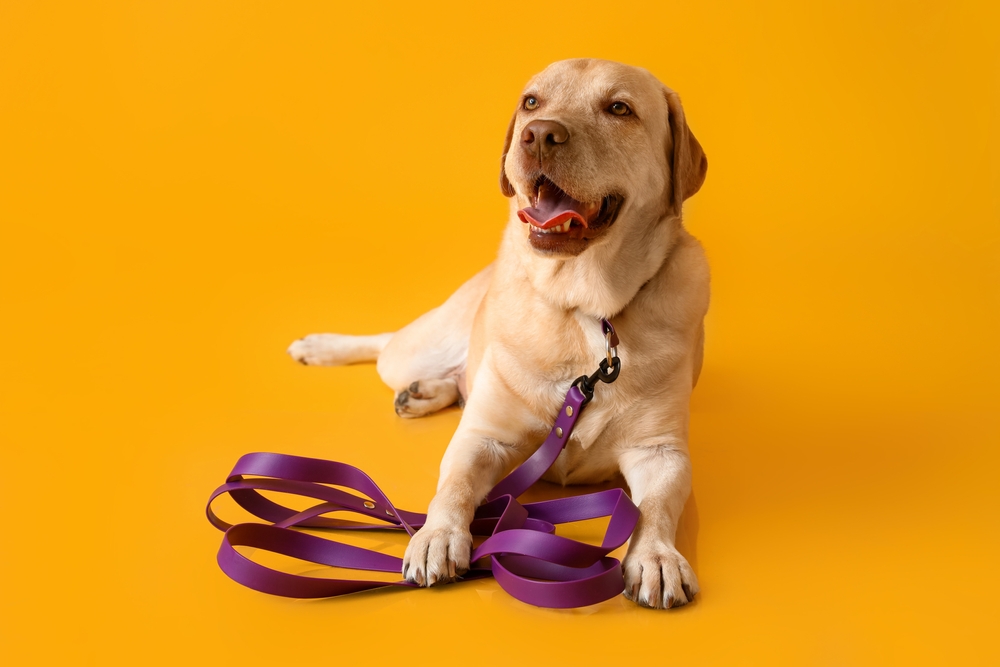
[521,120,569,160]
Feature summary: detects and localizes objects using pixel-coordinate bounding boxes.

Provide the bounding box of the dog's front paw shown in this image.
[622,543,699,609]
[402,523,472,586]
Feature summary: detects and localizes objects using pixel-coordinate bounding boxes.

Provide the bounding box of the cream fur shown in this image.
[287,59,709,608]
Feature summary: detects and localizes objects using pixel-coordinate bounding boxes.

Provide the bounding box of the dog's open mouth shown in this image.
[517,176,623,255]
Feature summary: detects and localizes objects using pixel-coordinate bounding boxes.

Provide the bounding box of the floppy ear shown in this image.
[664,89,708,214]
[499,109,517,197]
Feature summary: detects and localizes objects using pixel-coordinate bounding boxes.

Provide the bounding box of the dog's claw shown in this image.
[622,544,698,610]
[403,524,472,588]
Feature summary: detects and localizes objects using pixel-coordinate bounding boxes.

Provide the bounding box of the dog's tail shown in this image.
[287,333,393,366]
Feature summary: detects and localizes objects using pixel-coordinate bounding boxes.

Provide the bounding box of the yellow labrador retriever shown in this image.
[288,58,708,609]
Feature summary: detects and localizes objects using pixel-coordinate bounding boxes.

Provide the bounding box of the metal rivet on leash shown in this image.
[565,406,573,417]
[556,427,564,438]
[363,501,375,509]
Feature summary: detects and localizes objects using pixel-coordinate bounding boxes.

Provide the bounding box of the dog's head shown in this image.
[499,59,707,258]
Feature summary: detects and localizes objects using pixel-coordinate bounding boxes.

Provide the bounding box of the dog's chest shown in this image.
[542,409,621,485]
[503,311,638,483]
[539,344,626,484]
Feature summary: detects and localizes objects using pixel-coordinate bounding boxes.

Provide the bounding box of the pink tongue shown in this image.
[518,186,592,229]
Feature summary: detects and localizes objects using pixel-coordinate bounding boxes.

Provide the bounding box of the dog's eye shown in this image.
[524,97,539,110]
[609,101,631,116]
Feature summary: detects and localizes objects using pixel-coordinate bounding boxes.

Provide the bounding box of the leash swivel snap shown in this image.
[572,318,622,405]
[572,355,621,405]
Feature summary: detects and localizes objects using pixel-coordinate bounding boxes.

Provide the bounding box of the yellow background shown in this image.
[2,1,998,664]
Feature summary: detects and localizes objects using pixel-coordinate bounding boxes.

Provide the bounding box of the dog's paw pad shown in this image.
[393,379,460,419]
[394,390,411,416]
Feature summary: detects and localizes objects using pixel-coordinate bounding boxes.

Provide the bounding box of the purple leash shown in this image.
[206,320,636,608]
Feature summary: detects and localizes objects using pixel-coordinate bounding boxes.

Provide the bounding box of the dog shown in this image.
[287,58,708,609]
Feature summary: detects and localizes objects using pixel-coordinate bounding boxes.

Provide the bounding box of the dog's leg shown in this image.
[402,361,541,584]
[287,333,392,366]
[287,264,493,418]
[376,265,492,417]
[618,440,700,609]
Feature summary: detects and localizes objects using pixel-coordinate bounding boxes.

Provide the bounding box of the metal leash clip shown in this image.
[572,319,621,405]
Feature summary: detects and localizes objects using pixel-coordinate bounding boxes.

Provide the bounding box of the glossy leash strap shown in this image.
[205,319,634,608]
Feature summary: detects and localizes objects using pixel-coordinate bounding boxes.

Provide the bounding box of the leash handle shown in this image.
[205,319,632,608]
